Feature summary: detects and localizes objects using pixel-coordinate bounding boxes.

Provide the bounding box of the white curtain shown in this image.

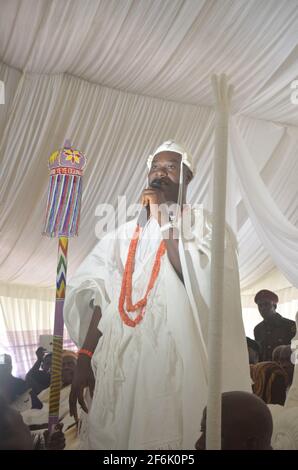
[0,284,75,377]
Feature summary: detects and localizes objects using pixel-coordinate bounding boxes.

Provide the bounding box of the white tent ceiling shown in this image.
[0,0,297,296]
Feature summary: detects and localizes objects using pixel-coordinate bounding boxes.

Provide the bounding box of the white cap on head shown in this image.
[147,140,194,174]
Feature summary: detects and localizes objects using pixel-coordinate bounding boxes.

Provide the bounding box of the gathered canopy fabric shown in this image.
[230,120,298,288]
[0,0,298,302]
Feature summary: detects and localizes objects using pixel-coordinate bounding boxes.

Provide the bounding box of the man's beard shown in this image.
[150,178,179,203]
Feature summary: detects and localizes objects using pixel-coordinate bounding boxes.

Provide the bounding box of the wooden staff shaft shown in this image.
[48,236,68,433]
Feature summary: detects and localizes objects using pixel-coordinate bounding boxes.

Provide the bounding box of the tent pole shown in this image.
[206,74,233,449]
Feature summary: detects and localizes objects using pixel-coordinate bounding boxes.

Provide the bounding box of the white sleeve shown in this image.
[64,233,116,348]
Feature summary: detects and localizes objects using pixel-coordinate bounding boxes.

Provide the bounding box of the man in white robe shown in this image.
[64,141,251,450]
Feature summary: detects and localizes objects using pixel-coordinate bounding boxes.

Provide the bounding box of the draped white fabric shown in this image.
[0,283,75,376]
[230,119,298,288]
[0,0,298,297]
[1,0,297,124]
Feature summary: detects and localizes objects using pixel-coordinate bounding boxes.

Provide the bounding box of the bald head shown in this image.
[196,391,273,450]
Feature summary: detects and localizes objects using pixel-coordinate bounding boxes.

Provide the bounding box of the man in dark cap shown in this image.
[254,290,296,361]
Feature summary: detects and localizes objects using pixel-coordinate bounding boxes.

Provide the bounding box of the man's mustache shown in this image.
[150,178,170,188]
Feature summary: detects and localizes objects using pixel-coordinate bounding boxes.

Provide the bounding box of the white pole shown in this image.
[206,74,233,449]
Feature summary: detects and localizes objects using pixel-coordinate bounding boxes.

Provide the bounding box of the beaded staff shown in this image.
[43,140,86,433]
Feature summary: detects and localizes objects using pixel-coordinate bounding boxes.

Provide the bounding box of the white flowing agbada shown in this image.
[64,210,251,450]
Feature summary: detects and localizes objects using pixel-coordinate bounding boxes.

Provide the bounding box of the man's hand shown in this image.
[44,423,65,450]
[69,354,95,422]
[141,188,168,225]
[69,305,101,421]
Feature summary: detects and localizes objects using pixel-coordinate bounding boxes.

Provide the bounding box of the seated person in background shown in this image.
[26,347,52,397]
[251,361,288,405]
[254,290,296,361]
[0,393,65,450]
[246,337,260,364]
[272,344,294,390]
[195,391,273,450]
[0,353,28,404]
[22,350,78,450]
[272,345,286,363]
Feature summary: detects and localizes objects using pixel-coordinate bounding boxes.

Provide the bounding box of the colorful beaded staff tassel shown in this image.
[43,140,87,434]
